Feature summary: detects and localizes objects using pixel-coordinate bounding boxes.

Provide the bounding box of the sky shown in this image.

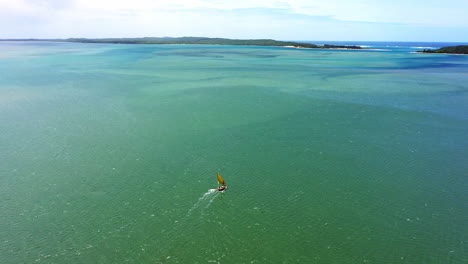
[1,0,468,42]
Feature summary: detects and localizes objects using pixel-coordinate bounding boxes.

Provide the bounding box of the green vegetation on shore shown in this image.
[0,37,362,50]
[418,45,468,54]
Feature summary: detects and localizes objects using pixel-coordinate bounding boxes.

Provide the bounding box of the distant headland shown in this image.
[418,45,468,55]
[0,37,363,50]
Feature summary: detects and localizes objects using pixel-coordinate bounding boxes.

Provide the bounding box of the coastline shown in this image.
[414,51,468,55]
[415,45,468,55]
[135,43,376,51]
[0,38,367,51]
[0,39,403,52]
[281,45,387,51]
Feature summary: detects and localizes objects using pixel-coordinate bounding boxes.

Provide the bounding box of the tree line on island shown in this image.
[418,45,468,54]
[65,37,363,49]
[3,37,466,54]
[0,37,362,50]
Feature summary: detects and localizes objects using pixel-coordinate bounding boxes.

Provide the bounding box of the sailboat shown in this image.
[217,172,227,192]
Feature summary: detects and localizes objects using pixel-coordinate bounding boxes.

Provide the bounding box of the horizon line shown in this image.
[0,37,467,43]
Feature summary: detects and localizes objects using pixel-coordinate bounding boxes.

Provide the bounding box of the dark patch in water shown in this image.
[436,86,468,96]
[394,56,468,70]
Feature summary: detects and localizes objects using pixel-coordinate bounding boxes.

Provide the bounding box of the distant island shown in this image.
[418,45,468,55]
[0,37,363,50]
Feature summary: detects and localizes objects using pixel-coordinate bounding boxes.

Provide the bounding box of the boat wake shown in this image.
[155,188,224,261]
[186,189,218,217]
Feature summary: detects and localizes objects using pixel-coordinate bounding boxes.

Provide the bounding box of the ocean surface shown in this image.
[0,41,467,264]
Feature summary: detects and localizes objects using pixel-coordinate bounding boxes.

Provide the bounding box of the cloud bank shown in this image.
[1,0,467,41]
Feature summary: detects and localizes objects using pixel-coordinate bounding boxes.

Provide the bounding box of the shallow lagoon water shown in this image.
[0,42,467,263]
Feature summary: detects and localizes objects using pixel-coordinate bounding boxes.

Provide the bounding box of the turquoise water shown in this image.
[1,41,467,263]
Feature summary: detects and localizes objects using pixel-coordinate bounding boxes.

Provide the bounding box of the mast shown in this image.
[217,172,225,185]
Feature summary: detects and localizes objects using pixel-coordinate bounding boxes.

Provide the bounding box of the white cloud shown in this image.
[0,0,467,41]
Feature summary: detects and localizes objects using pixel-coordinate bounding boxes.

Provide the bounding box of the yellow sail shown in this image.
[217,172,225,185]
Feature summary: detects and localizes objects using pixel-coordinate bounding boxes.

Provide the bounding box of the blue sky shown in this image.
[1,0,467,42]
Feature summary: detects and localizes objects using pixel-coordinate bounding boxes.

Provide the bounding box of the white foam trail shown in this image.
[186,189,217,216]
[204,195,216,210]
